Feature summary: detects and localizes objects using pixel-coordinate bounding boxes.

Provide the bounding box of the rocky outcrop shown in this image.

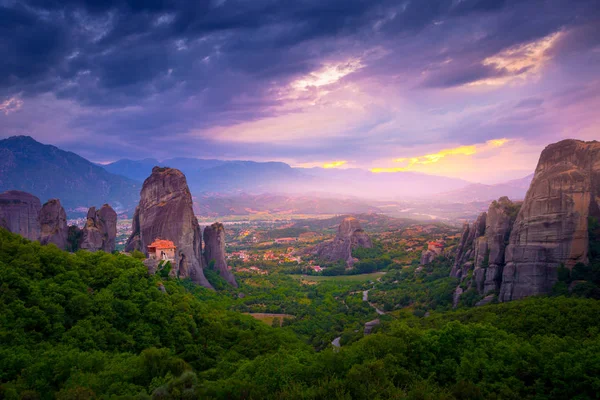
[451,139,600,304]
[499,140,600,301]
[420,251,436,265]
[314,217,372,265]
[420,241,445,265]
[451,197,520,305]
[451,212,487,279]
[39,199,68,249]
[0,190,41,241]
[364,319,380,335]
[482,197,519,294]
[79,205,117,253]
[125,167,212,289]
[203,222,238,287]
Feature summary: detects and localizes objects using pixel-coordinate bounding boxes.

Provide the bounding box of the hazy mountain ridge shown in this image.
[439,174,534,202]
[0,136,140,213]
[1,136,532,219]
[104,154,473,199]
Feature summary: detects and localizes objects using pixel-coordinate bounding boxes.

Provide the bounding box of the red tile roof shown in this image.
[148,239,176,250]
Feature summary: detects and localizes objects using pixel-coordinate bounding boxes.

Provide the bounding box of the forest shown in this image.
[1,228,600,399]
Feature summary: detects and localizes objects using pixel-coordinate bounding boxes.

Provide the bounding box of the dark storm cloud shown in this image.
[1,0,599,163]
[0,0,545,102]
[0,5,70,89]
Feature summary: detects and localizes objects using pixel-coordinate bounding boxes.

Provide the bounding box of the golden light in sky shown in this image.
[371,138,509,173]
[323,160,347,169]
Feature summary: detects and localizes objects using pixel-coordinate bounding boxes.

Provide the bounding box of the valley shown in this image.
[2,0,599,397]
[1,137,600,398]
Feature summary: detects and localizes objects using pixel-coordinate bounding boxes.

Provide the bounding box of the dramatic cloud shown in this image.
[0,0,599,182]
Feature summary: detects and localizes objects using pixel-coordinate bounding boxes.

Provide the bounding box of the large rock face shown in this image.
[315,217,372,265]
[0,190,41,241]
[203,222,238,287]
[125,167,212,289]
[451,140,600,304]
[39,199,68,249]
[79,205,117,253]
[499,139,600,301]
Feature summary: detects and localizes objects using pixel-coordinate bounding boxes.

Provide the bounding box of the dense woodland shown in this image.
[2,228,600,399]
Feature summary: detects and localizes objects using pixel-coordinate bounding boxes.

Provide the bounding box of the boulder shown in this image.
[79,204,117,252]
[0,190,41,241]
[314,217,372,265]
[364,319,380,335]
[452,286,463,308]
[475,294,496,307]
[500,140,600,301]
[39,199,68,249]
[203,222,238,287]
[420,250,436,265]
[125,167,212,288]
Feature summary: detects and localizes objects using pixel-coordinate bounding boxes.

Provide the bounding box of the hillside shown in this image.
[1,229,600,399]
[0,136,139,214]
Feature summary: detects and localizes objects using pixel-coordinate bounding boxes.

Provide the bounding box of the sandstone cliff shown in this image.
[79,204,117,253]
[315,217,372,265]
[499,139,600,301]
[204,222,238,287]
[125,167,212,288]
[0,190,41,241]
[39,199,68,249]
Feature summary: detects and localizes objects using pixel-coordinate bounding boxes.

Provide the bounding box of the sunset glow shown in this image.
[0,0,598,184]
[322,160,348,169]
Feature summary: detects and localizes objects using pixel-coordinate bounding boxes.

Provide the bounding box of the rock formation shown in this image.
[39,199,68,249]
[79,204,117,253]
[125,166,212,289]
[420,241,445,265]
[203,222,238,287]
[499,139,600,301]
[420,251,436,266]
[451,139,600,304]
[364,319,380,335]
[450,197,520,304]
[0,190,41,241]
[450,212,487,279]
[314,217,372,265]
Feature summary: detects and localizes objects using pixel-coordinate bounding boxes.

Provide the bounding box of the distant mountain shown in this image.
[101,158,160,182]
[103,157,228,182]
[439,174,534,203]
[194,193,384,216]
[0,136,139,214]
[105,157,471,198]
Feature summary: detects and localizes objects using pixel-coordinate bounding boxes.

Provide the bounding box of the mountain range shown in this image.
[0,136,139,213]
[0,136,533,217]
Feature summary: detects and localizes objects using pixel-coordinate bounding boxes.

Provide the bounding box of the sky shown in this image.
[1,0,599,184]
